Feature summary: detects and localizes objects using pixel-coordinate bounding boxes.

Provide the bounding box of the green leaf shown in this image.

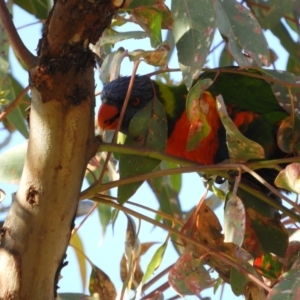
[219,44,235,66]
[0,142,27,184]
[185,79,213,151]
[246,0,291,29]
[171,0,216,88]
[131,7,162,47]
[216,95,265,162]
[230,267,248,296]
[259,69,300,120]
[270,21,300,66]
[118,97,167,204]
[13,0,49,19]
[216,0,270,67]
[97,203,112,238]
[267,269,300,300]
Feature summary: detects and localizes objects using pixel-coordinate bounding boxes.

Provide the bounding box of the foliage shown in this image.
[1,0,300,299]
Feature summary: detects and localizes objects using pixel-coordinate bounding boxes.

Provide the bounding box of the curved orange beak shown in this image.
[97,103,120,130]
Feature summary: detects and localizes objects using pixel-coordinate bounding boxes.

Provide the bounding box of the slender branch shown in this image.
[0,85,30,122]
[93,197,272,293]
[0,0,38,69]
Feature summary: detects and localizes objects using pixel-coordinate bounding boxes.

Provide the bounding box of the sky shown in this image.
[0,2,292,299]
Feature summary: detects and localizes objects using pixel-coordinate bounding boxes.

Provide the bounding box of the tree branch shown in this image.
[0,0,38,69]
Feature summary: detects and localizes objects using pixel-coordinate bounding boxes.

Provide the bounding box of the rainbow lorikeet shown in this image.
[98,70,288,168]
[98,69,291,260]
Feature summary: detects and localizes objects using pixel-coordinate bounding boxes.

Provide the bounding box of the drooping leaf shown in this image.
[118,97,167,204]
[147,165,182,227]
[128,42,170,66]
[168,252,214,295]
[216,95,265,162]
[69,232,87,292]
[260,69,300,120]
[267,269,300,300]
[275,163,300,193]
[277,117,300,154]
[89,264,117,300]
[224,193,245,247]
[13,0,49,19]
[216,0,270,67]
[230,267,248,296]
[185,79,213,151]
[0,141,27,184]
[100,31,148,48]
[171,0,216,88]
[245,0,291,29]
[100,48,128,84]
[131,6,162,47]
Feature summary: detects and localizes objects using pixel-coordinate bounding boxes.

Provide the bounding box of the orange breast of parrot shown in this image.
[166,92,221,165]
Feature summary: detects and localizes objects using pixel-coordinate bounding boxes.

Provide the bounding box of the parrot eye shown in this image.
[132,98,140,106]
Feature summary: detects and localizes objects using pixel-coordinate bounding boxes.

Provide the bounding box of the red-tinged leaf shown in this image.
[267,269,300,300]
[128,42,170,66]
[118,97,167,203]
[131,6,162,47]
[0,141,27,184]
[89,265,117,300]
[254,252,283,279]
[125,214,140,259]
[99,48,128,84]
[277,117,300,154]
[171,0,216,88]
[185,79,213,151]
[216,0,270,66]
[224,194,245,247]
[275,163,300,193]
[169,252,214,296]
[216,95,265,162]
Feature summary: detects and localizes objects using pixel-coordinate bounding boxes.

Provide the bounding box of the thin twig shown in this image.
[93,197,272,293]
[0,85,30,122]
[0,0,38,69]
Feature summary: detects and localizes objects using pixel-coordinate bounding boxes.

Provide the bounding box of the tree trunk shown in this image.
[0,0,119,298]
